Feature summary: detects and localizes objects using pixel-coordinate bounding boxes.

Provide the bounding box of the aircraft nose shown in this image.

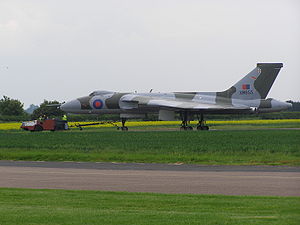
[60,99,81,113]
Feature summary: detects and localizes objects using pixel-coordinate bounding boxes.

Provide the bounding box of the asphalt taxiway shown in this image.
[0,161,299,196]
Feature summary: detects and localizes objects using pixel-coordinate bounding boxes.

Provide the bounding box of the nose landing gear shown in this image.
[117,118,128,131]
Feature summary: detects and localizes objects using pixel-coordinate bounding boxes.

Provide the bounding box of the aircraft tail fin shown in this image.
[217,63,283,101]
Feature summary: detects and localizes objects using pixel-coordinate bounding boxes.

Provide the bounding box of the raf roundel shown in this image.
[93,99,104,109]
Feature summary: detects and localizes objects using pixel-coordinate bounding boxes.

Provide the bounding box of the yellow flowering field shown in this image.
[0,123,23,130]
[206,119,300,125]
[0,119,300,130]
[45,119,300,128]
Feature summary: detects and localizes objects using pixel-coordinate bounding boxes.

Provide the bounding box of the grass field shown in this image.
[0,188,299,225]
[0,129,299,165]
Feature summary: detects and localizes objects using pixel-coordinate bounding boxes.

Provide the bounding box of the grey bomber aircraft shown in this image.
[60,63,292,130]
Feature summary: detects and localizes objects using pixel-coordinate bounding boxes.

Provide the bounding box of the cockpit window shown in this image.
[89,90,114,96]
[89,91,97,96]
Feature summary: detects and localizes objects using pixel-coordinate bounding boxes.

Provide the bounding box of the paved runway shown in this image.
[0,161,299,196]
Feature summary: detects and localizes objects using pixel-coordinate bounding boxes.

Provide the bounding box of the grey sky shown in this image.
[1,0,299,108]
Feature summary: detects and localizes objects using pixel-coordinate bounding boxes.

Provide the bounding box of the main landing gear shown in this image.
[117,118,128,131]
[196,114,209,131]
[180,112,209,131]
[180,112,193,130]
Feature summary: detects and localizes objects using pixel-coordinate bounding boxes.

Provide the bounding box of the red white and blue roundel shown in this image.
[93,99,104,109]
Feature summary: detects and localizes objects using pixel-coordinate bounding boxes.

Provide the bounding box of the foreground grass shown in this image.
[0,188,299,225]
[0,129,299,165]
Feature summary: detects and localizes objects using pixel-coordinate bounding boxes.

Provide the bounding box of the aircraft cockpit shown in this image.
[89,90,114,96]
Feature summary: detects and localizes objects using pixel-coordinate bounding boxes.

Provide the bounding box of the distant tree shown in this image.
[0,96,25,116]
[31,100,64,119]
[287,100,300,111]
[25,104,39,114]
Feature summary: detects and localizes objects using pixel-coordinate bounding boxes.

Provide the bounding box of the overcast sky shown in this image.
[1,0,299,108]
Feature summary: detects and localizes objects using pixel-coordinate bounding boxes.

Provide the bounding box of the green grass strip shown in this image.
[0,129,299,165]
[0,188,299,225]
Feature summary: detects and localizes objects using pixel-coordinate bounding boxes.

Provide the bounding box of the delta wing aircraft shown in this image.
[60,63,292,130]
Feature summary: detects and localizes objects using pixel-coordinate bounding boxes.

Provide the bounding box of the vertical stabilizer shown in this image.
[217,63,283,102]
[253,63,283,99]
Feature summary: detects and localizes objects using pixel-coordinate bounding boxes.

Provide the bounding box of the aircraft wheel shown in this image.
[180,126,186,131]
[34,125,43,131]
[197,126,209,131]
[121,126,128,131]
[203,126,209,130]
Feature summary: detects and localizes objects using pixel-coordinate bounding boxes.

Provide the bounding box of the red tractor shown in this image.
[21,119,68,132]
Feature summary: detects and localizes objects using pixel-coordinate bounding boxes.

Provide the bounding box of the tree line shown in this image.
[0,96,64,121]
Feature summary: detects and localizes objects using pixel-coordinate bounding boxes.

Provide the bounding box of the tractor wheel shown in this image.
[34,125,44,131]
